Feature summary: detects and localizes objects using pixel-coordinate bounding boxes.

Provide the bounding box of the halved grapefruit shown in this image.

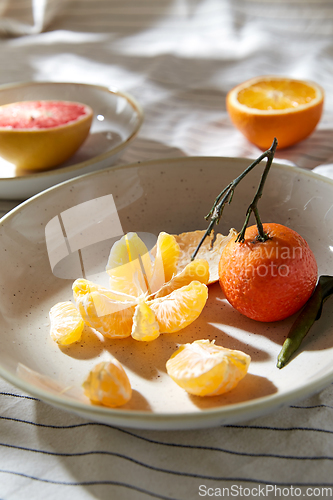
[0,100,93,171]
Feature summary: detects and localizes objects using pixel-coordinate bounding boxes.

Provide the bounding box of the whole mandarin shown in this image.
[218,223,318,322]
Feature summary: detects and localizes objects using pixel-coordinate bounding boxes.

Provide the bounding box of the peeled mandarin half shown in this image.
[226,76,324,149]
[75,233,210,342]
[166,339,251,396]
[83,359,132,408]
[49,301,84,345]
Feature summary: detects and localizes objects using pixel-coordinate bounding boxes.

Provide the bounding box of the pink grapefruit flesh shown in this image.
[0,100,93,171]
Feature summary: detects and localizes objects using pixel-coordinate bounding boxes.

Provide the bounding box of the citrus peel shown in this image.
[173,228,237,284]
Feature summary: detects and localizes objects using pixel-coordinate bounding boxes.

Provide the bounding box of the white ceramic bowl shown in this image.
[0,157,332,430]
[0,81,143,200]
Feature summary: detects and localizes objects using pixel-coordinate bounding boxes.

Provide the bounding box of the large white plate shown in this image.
[0,81,143,200]
[0,157,333,430]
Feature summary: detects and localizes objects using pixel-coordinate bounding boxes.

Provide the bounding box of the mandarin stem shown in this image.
[191,138,278,260]
[236,138,277,243]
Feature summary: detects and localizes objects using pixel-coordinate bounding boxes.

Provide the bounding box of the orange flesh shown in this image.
[237,80,317,110]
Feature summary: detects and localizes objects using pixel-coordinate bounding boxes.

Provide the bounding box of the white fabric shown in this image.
[1,1,333,498]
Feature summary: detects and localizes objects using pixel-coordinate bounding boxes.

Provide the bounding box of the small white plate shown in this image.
[0,157,333,430]
[0,81,143,200]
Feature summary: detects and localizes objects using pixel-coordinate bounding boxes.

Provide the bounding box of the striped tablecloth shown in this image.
[1,1,333,499]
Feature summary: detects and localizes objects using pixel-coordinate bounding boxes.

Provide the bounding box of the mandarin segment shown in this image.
[73,277,135,303]
[73,278,135,338]
[149,281,208,333]
[83,360,132,408]
[154,259,209,298]
[131,301,160,341]
[166,339,251,396]
[106,233,153,297]
[219,223,318,322]
[49,301,84,345]
[150,232,180,288]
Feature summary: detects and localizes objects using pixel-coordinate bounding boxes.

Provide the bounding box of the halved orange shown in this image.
[226,76,324,149]
[74,239,209,340]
